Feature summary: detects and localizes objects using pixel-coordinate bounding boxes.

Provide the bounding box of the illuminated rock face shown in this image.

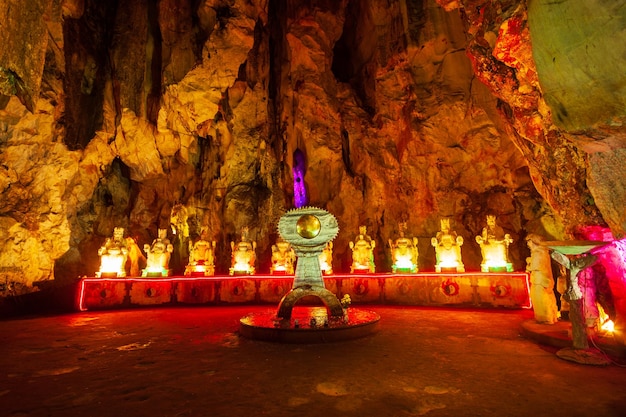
[0,0,624,302]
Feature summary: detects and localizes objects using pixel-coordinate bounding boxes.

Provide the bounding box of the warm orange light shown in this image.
[438,252,462,269]
[393,256,415,270]
[233,261,253,274]
[97,255,125,277]
[601,319,615,333]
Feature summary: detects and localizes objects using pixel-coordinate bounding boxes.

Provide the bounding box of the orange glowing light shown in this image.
[601,319,615,333]
[97,255,125,277]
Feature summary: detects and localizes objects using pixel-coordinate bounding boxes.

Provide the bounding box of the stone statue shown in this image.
[185,228,216,276]
[125,236,145,277]
[476,214,513,272]
[319,242,334,275]
[142,228,174,276]
[431,218,465,273]
[230,227,257,275]
[526,234,558,324]
[349,225,376,273]
[270,238,296,275]
[388,222,418,273]
[97,227,128,277]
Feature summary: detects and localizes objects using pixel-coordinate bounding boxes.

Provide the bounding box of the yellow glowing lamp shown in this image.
[98,255,125,277]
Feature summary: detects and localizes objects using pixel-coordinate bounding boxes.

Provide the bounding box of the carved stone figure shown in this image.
[143,228,174,276]
[476,214,513,272]
[270,238,296,275]
[185,228,216,276]
[97,227,129,277]
[230,227,256,275]
[388,222,418,273]
[526,234,558,324]
[319,242,334,275]
[431,218,465,273]
[349,225,376,273]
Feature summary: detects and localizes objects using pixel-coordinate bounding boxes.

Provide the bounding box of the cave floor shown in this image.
[1,305,625,417]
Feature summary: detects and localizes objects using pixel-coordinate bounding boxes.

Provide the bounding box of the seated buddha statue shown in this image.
[143,228,174,276]
[319,241,334,275]
[185,229,216,276]
[349,225,376,273]
[270,238,296,275]
[475,214,513,272]
[97,227,128,277]
[431,218,465,273]
[388,222,418,273]
[230,227,257,275]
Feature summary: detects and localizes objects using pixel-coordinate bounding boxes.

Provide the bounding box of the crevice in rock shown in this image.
[331,0,377,117]
[267,0,287,163]
[146,0,162,125]
[62,0,118,150]
[341,128,354,177]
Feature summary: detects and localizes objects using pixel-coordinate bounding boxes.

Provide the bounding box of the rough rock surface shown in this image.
[0,0,624,316]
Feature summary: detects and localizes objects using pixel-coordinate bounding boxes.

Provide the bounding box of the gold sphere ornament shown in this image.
[296,214,321,239]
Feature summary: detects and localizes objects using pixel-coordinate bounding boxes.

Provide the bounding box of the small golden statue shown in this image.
[388,222,418,273]
[349,225,376,273]
[185,228,216,276]
[230,227,257,275]
[431,218,465,273]
[270,238,296,275]
[142,228,174,277]
[319,242,334,275]
[475,214,513,272]
[96,227,128,277]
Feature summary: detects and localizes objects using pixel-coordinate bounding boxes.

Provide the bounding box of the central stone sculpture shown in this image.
[276,207,344,320]
[239,206,379,342]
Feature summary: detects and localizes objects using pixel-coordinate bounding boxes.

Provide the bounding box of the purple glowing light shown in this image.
[293,149,308,208]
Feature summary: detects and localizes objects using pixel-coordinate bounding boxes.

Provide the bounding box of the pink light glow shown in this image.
[614,238,626,270]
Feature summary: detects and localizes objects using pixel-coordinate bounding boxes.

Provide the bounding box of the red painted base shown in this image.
[77,272,531,311]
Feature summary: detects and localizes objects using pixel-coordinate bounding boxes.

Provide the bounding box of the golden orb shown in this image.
[296,214,321,239]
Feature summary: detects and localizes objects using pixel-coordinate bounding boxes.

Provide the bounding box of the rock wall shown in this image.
[0,0,624,294]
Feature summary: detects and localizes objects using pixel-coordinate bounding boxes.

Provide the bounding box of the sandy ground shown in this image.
[1,305,625,417]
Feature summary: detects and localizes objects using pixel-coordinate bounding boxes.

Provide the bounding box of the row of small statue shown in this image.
[346,215,513,274]
[96,215,513,277]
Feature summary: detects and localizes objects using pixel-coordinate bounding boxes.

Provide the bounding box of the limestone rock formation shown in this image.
[0,0,623,306]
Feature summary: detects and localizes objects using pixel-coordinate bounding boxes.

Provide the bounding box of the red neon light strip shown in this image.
[78,272,531,310]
